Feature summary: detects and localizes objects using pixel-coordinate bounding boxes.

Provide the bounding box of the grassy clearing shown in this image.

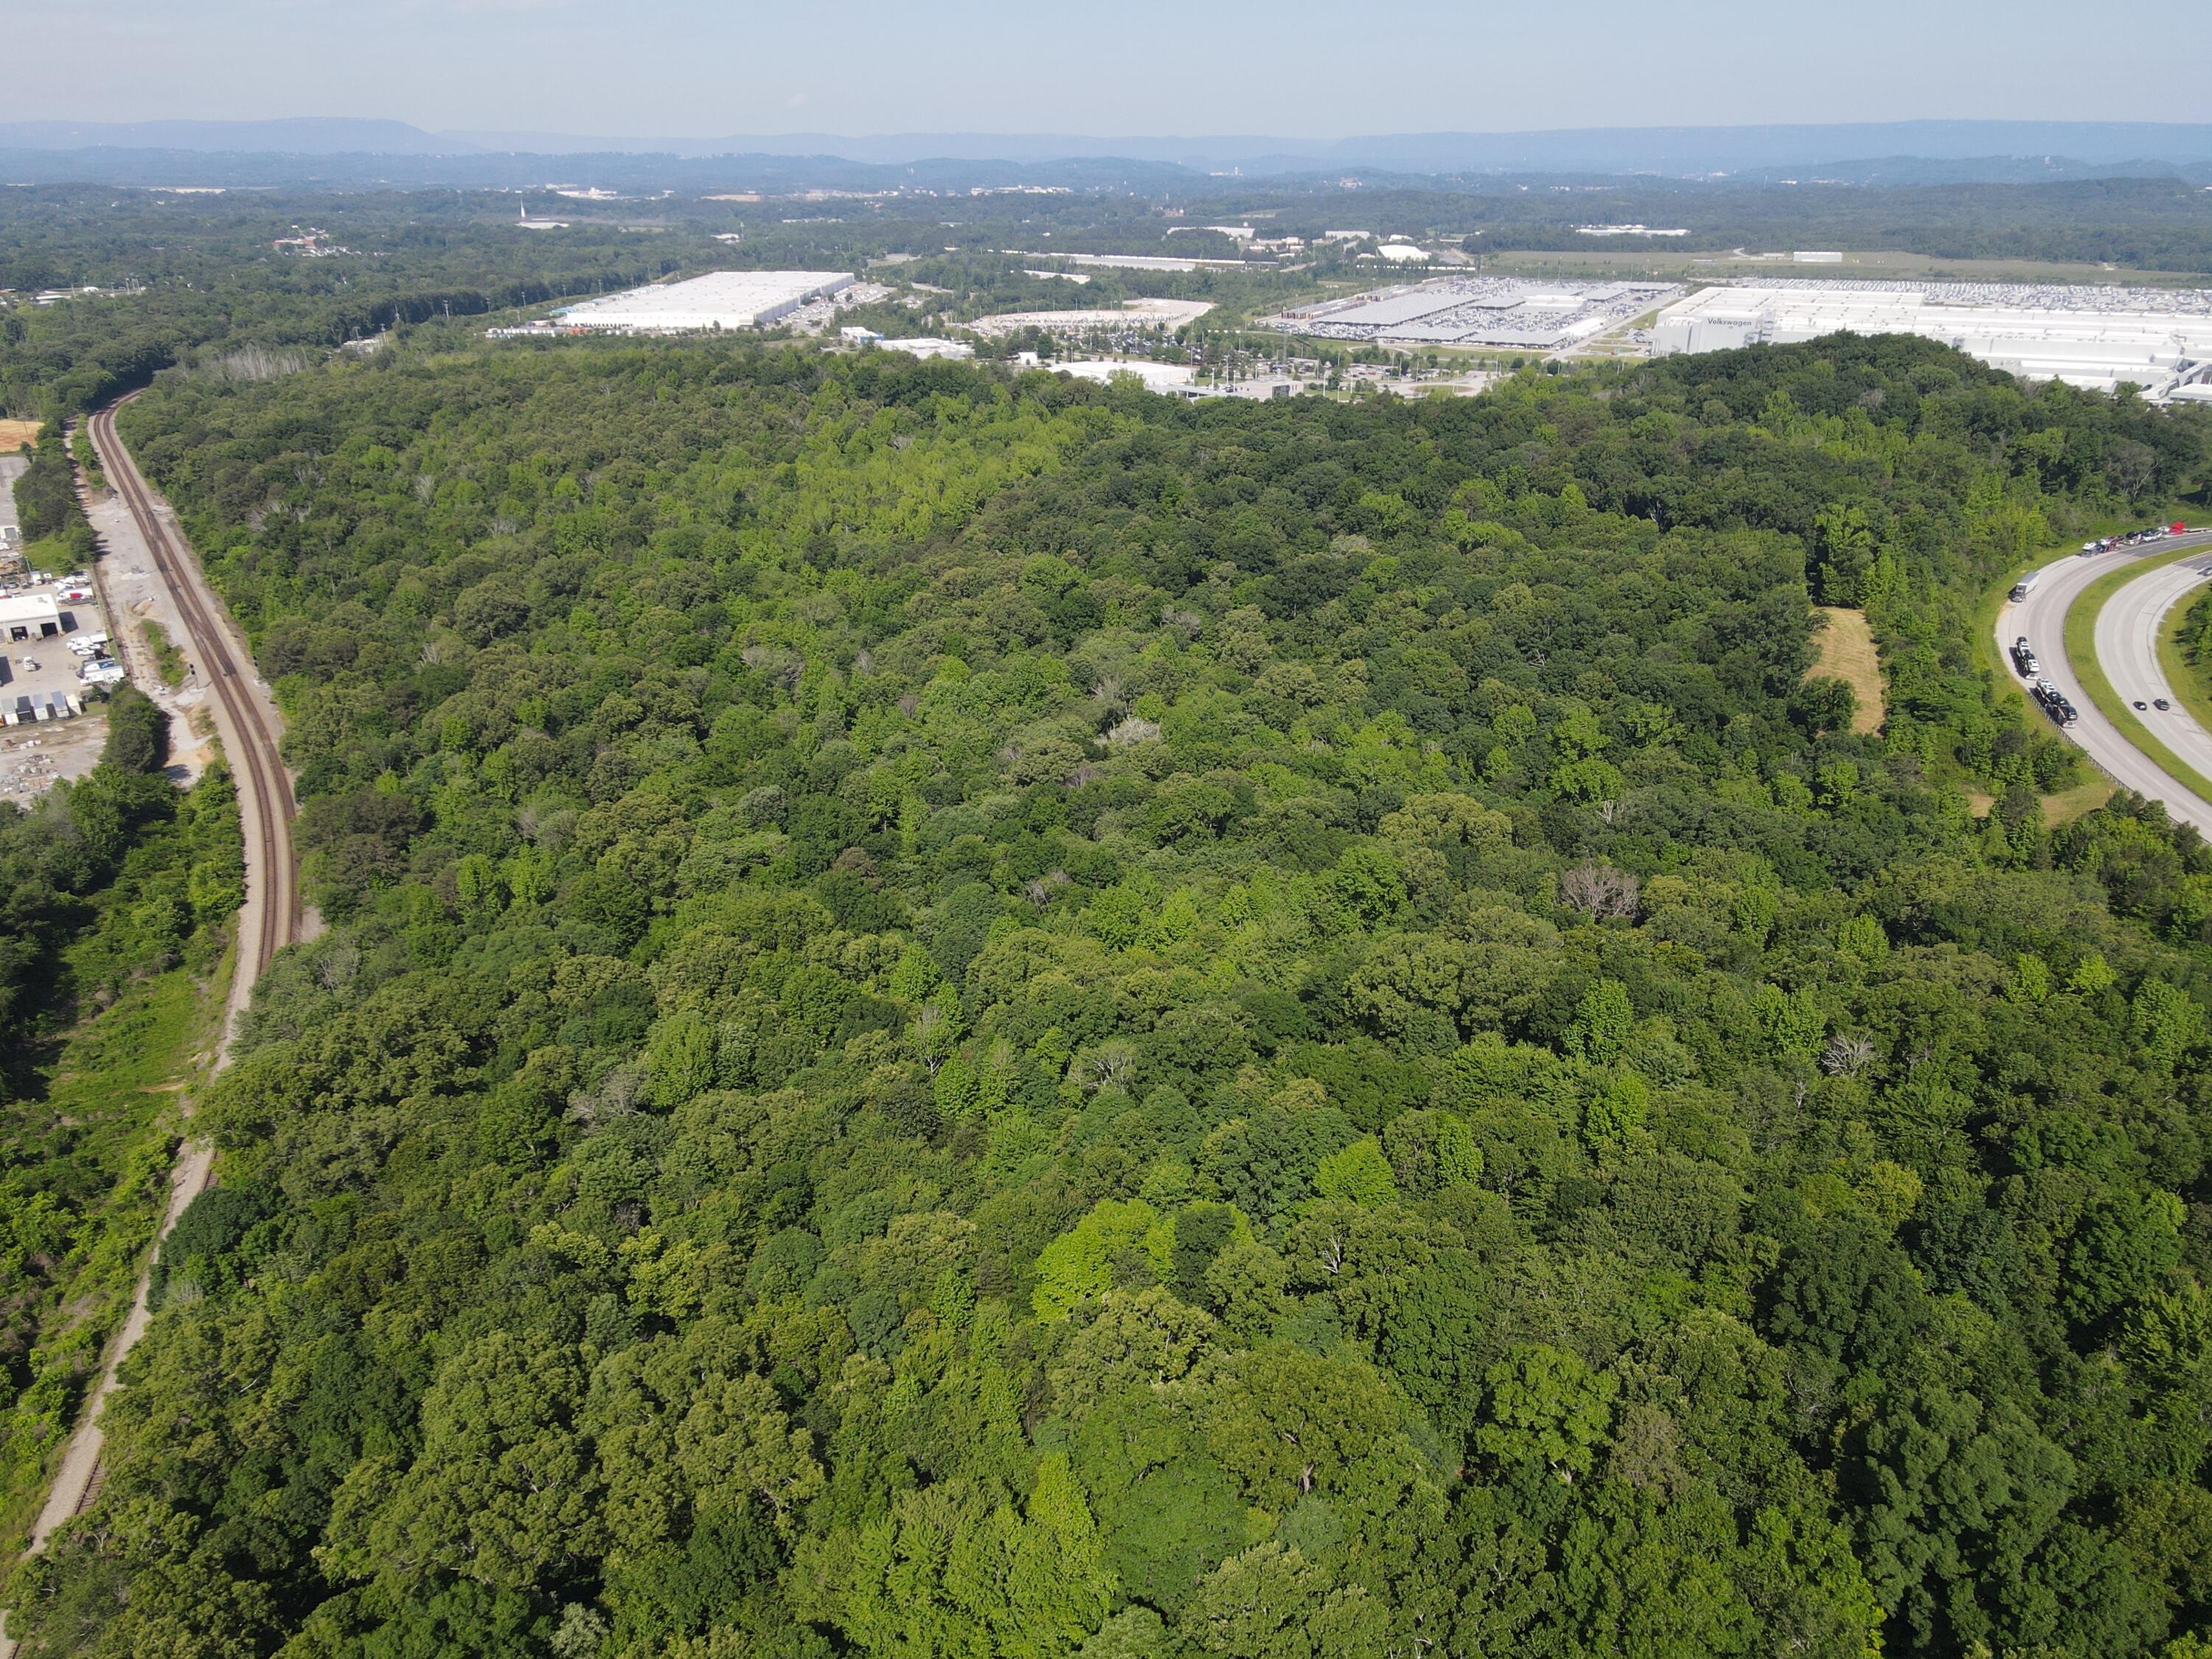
[1966,779,2114,825]
[0,420,39,453]
[2063,546,2212,805]
[1809,607,1885,733]
[0,964,223,1561]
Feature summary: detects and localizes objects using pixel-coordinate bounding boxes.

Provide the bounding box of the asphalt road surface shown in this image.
[2096,552,2212,786]
[1997,532,2212,836]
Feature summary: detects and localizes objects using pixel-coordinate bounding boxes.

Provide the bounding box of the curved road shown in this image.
[4,397,299,1632]
[2097,554,2212,785]
[1997,533,2212,837]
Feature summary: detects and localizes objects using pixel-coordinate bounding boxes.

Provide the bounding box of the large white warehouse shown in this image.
[555,270,854,333]
[1652,280,2212,400]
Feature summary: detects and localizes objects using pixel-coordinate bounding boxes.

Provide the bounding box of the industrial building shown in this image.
[553,271,855,333]
[0,594,63,642]
[1054,360,1203,396]
[968,299,1214,337]
[1267,277,1680,349]
[1651,280,2212,400]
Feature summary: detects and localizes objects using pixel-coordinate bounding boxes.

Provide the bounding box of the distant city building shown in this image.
[1573,224,1691,237]
[274,227,349,256]
[1792,251,1845,263]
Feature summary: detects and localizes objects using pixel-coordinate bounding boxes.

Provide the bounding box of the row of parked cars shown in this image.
[2082,524,2190,556]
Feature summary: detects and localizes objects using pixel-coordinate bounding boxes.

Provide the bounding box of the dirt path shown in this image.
[0,397,302,1658]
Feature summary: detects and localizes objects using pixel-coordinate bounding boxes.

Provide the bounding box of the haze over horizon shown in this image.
[13,0,2209,141]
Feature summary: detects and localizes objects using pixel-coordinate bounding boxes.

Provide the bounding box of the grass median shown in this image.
[2062,544,2212,807]
[2157,582,2212,739]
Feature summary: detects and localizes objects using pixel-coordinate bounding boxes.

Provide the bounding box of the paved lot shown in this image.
[0,453,26,539]
[0,576,112,799]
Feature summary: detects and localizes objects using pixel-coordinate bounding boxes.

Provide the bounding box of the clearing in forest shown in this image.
[1811,606,1885,734]
[0,420,40,452]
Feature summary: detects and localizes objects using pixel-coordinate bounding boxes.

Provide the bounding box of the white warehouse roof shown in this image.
[555,270,853,333]
[0,594,61,630]
[1652,280,2212,400]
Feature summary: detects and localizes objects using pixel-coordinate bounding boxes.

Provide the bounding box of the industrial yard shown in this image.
[1652,279,2212,400]
[1263,276,1682,350]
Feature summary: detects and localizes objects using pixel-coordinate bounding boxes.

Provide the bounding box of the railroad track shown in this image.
[89,394,299,975]
[1,402,302,1620]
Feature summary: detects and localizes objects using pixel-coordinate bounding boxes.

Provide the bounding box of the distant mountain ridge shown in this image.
[0,117,477,156]
[7,117,2212,176]
[442,120,2212,174]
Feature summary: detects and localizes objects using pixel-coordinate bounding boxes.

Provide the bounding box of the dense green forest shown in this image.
[0,689,246,1545]
[0,192,686,418]
[8,334,2212,1658]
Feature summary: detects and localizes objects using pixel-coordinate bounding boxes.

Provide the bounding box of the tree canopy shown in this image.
[9,330,2212,1658]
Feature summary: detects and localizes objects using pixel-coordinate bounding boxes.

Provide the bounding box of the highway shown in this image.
[1996,532,2212,837]
[2,397,299,1640]
[2096,552,2212,785]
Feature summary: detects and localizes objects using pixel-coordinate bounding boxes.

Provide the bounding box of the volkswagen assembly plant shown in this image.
[552,270,855,333]
[1265,277,1681,350]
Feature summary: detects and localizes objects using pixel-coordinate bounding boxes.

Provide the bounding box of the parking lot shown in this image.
[0,573,119,799]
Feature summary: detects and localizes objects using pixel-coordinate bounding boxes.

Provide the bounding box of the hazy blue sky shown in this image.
[10,0,2210,137]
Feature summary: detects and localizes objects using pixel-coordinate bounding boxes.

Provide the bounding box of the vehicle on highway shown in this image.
[2156,698,2173,711]
[2011,571,2042,601]
[2134,699,2149,710]
[2013,636,2039,675]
